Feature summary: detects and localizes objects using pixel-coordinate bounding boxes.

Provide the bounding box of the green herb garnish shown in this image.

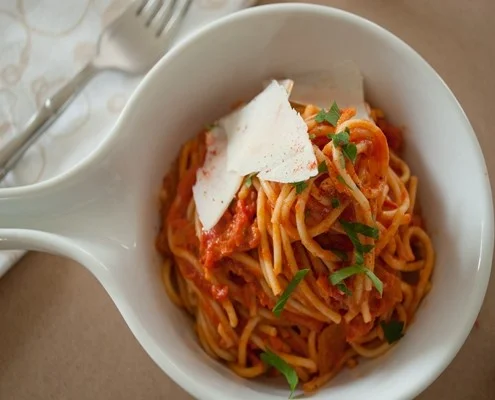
[328,127,350,146]
[337,175,353,190]
[328,128,357,164]
[342,142,357,164]
[355,251,364,265]
[340,220,379,240]
[317,161,328,174]
[330,248,348,262]
[273,269,309,317]
[336,282,352,296]
[380,320,405,343]
[329,265,365,284]
[329,265,383,296]
[292,181,308,194]
[329,220,382,295]
[309,133,316,139]
[339,220,378,254]
[315,101,340,126]
[331,198,340,208]
[244,173,257,188]
[260,350,298,399]
[363,268,383,295]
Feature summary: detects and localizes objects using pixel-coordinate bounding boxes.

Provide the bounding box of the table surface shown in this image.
[1,1,495,399]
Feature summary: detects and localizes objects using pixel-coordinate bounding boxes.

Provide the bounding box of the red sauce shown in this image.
[318,324,347,374]
[383,198,398,210]
[306,197,330,224]
[166,166,229,302]
[345,266,402,341]
[377,118,403,152]
[315,233,354,252]
[200,190,260,269]
[345,315,373,341]
[177,258,229,302]
[368,266,403,316]
[256,286,275,309]
[315,274,346,308]
[281,310,324,332]
[217,258,260,282]
[312,136,331,149]
[267,336,287,352]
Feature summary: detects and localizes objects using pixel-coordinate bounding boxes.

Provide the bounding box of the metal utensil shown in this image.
[0,0,191,181]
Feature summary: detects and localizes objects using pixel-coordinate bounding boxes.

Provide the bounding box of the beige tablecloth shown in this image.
[1,1,494,399]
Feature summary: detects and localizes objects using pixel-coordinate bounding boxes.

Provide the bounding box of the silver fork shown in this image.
[0,0,191,181]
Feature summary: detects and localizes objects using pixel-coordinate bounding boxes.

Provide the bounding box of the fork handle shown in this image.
[0,62,97,181]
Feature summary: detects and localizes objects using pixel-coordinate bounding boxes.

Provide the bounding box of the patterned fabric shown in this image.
[0,0,256,277]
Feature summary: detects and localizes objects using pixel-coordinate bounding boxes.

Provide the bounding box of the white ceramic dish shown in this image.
[0,4,492,400]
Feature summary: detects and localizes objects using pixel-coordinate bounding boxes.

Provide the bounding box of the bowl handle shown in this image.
[0,159,132,264]
[0,182,95,267]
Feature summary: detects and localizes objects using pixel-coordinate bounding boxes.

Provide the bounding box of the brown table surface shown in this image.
[1,1,495,399]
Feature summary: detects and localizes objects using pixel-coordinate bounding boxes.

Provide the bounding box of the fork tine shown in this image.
[150,0,176,34]
[139,0,163,26]
[157,0,192,37]
[134,0,150,15]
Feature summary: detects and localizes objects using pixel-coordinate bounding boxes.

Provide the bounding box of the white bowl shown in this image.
[0,4,493,400]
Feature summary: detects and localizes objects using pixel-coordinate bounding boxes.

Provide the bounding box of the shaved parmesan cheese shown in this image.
[192,126,243,230]
[289,60,370,120]
[263,79,294,95]
[221,81,318,182]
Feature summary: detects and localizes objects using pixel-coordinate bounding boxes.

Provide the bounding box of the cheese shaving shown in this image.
[192,126,243,230]
[221,80,318,181]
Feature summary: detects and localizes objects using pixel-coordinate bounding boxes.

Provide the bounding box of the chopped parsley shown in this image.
[331,198,340,208]
[380,320,405,343]
[328,128,350,146]
[329,265,383,296]
[328,220,383,295]
[339,220,378,255]
[336,282,352,296]
[340,220,379,240]
[328,128,357,164]
[244,173,257,188]
[315,101,340,126]
[317,161,328,174]
[330,249,348,262]
[342,142,357,164]
[292,181,308,194]
[260,350,298,399]
[273,269,309,317]
[329,265,365,284]
[355,250,364,265]
[309,133,316,139]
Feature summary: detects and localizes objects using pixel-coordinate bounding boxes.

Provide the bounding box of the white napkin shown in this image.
[0,0,257,277]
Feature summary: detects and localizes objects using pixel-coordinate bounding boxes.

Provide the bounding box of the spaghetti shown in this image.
[156,101,434,395]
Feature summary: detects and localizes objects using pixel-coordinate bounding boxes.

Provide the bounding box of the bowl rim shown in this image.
[2,3,493,400]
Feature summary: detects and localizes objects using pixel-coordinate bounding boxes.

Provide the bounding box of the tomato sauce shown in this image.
[345,265,402,341]
[281,310,324,332]
[377,117,403,152]
[318,324,347,374]
[200,190,260,269]
[177,258,229,302]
